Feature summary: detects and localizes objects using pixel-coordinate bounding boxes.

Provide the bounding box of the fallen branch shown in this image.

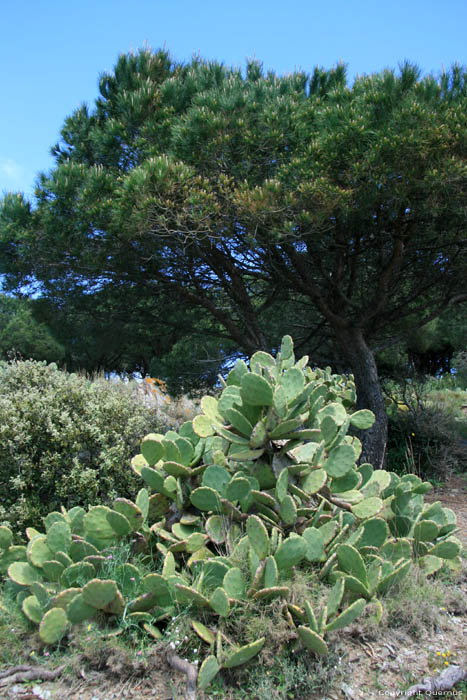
[0,664,65,687]
[166,652,198,700]
[405,665,467,697]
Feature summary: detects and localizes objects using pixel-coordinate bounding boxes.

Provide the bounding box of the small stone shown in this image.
[340,682,356,699]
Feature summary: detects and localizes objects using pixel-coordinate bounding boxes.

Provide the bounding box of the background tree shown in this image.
[0,294,64,362]
[1,51,466,465]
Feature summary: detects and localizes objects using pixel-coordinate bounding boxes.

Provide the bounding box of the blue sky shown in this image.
[1,0,466,198]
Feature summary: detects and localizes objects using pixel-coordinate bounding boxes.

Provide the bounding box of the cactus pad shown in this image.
[326,598,366,631]
[141,433,165,466]
[298,626,329,655]
[83,506,118,549]
[301,468,327,495]
[0,526,13,550]
[27,536,53,567]
[352,497,383,520]
[8,561,42,586]
[192,620,215,645]
[113,499,144,531]
[253,586,289,601]
[175,584,209,607]
[42,560,65,582]
[337,545,368,587]
[349,410,375,429]
[246,515,270,559]
[198,655,220,689]
[324,444,355,478]
[52,587,81,609]
[241,373,273,406]
[223,637,265,668]
[206,515,227,544]
[82,579,118,609]
[46,522,72,554]
[39,607,69,644]
[106,509,131,536]
[61,561,95,587]
[143,574,173,607]
[209,587,230,616]
[302,527,325,562]
[22,595,43,623]
[190,486,222,512]
[429,537,461,560]
[223,567,246,599]
[66,592,97,623]
[274,536,307,570]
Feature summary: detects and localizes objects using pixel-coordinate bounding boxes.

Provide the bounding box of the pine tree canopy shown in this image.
[1,49,466,465]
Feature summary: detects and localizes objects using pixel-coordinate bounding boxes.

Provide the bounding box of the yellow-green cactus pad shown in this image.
[141,433,165,466]
[83,506,118,549]
[241,373,273,406]
[103,590,125,615]
[429,537,462,560]
[223,637,265,668]
[223,567,246,600]
[325,598,366,632]
[0,526,13,550]
[127,592,158,612]
[352,497,383,520]
[302,528,325,562]
[82,579,118,609]
[209,587,230,616]
[143,573,173,607]
[22,595,43,624]
[113,499,144,532]
[198,655,220,689]
[253,586,289,601]
[190,487,222,512]
[349,410,375,430]
[46,522,72,554]
[106,510,131,537]
[52,587,82,609]
[175,584,209,607]
[192,620,215,645]
[8,561,42,586]
[27,536,53,568]
[0,546,27,574]
[246,515,270,559]
[298,626,328,655]
[274,536,307,570]
[42,560,65,582]
[39,607,68,644]
[61,561,95,587]
[324,444,355,478]
[66,593,96,623]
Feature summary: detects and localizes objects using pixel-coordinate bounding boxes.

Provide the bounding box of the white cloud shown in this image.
[0,157,24,182]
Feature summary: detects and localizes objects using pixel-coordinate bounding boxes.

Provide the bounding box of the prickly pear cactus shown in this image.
[4,336,461,691]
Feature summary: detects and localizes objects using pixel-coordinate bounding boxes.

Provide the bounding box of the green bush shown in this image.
[387,400,467,479]
[0,360,160,530]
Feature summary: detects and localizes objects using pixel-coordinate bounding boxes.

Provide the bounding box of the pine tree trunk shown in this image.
[335,328,387,468]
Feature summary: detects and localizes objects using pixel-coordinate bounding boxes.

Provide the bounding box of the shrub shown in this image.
[0,360,160,530]
[386,395,467,480]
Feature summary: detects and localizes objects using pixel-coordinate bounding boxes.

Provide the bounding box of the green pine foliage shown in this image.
[2,51,467,466]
